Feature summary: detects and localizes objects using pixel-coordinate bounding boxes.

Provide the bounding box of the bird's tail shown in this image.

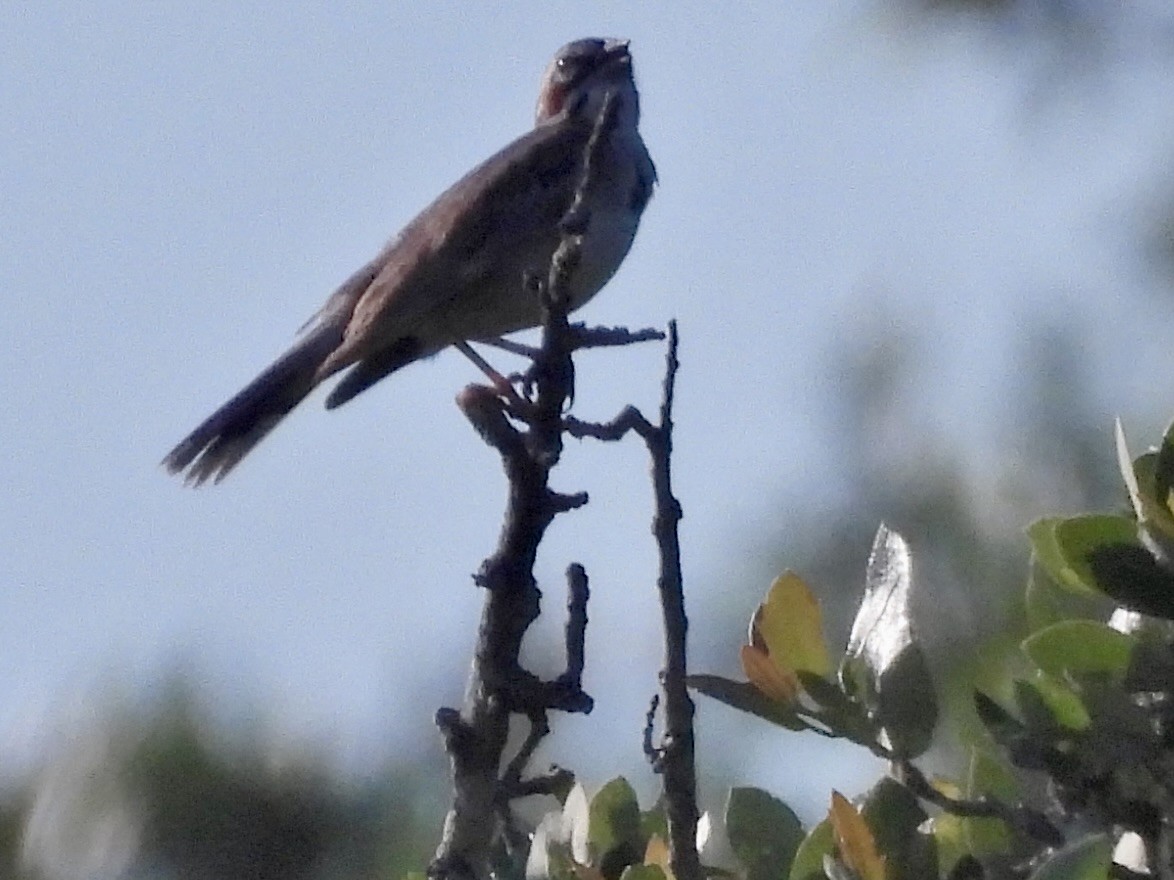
[162,318,344,486]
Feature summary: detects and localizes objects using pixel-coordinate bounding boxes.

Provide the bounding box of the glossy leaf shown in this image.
[1115,420,1146,523]
[828,792,885,880]
[725,787,804,880]
[841,525,937,757]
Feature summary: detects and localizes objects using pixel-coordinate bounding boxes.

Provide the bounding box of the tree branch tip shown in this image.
[550,490,589,512]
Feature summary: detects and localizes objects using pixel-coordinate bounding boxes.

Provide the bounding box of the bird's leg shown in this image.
[480,336,541,360]
[478,336,546,399]
[455,341,528,408]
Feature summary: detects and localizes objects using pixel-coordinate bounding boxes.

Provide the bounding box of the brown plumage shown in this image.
[163,38,655,486]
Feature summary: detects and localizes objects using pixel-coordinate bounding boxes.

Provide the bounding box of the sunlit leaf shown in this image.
[828,792,885,880]
[841,525,936,757]
[750,572,832,678]
[741,645,800,703]
[846,526,913,670]
[1116,419,1144,522]
[564,783,591,864]
[643,834,670,871]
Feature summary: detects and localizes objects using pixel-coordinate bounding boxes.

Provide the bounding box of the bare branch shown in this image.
[428,92,619,880]
[561,564,590,692]
[574,323,700,880]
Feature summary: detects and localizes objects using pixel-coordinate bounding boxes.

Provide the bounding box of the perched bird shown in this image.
[163,37,656,486]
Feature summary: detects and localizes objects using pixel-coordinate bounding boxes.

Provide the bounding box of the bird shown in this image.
[162,37,656,486]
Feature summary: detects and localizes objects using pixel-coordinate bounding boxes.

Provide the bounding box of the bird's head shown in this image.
[535,38,640,128]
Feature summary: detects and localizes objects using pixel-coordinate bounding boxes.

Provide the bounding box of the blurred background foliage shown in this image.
[9,1,1174,877]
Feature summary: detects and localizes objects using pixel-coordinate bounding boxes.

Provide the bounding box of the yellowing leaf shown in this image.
[928,776,961,800]
[828,791,886,880]
[740,644,798,702]
[749,572,832,678]
[644,834,671,871]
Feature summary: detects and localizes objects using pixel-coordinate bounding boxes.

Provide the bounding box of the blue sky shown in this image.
[5,2,1174,821]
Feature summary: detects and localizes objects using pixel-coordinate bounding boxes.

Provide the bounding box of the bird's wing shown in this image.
[337,116,595,351]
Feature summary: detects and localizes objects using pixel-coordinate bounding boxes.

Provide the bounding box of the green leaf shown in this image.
[1022,620,1134,681]
[974,692,1024,744]
[1024,559,1112,632]
[788,819,833,880]
[1052,515,1142,596]
[687,675,807,731]
[859,777,936,880]
[1021,673,1090,731]
[589,778,643,867]
[640,802,668,850]
[726,787,804,880]
[1027,518,1100,597]
[1086,542,1174,619]
[1026,833,1111,880]
[860,777,927,855]
[929,812,968,879]
[1154,418,1174,514]
[875,640,937,758]
[795,671,852,714]
[962,749,1018,857]
[1128,451,1174,544]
